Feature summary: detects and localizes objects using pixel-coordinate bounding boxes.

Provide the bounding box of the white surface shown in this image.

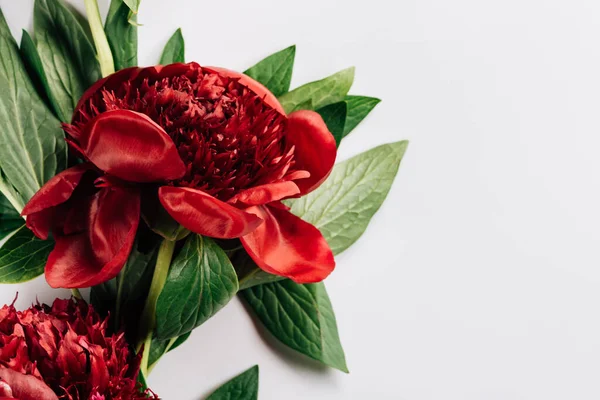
[1,0,600,398]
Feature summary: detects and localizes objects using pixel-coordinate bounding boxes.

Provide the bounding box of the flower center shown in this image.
[72,64,297,201]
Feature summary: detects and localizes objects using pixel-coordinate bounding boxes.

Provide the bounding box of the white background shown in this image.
[1,0,600,399]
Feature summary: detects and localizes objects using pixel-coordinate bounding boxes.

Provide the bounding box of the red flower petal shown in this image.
[21,164,93,240]
[228,181,300,206]
[206,66,286,115]
[240,204,335,283]
[0,368,58,400]
[73,67,140,119]
[286,110,337,194]
[45,187,140,288]
[79,110,186,182]
[159,186,263,238]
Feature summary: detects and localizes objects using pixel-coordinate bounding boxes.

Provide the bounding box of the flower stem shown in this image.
[137,238,176,377]
[84,0,115,77]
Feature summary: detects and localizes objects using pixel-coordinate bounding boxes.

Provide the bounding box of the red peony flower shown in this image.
[21,63,336,288]
[0,298,156,399]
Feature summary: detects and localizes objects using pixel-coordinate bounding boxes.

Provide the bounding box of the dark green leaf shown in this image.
[316,102,347,146]
[278,67,354,114]
[0,226,52,283]
[207,365,259,400]
[155,234,239,339]
[159,28,185,64]
[285,141,408,255]
[105,0,138,70]
[148,331,191,368]
[242,281,348,372]
[91,232,159,329]
[244,45,295,97]
[33,0,101,122]
[343,95,381,137]
[0,193,22,241]
[19,30,56,116]
[0,9,67,210]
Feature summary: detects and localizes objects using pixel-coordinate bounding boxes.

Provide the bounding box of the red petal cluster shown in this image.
[22,63,337,288]
[0,298,156,400]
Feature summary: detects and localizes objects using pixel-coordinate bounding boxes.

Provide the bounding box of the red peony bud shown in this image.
[0,298,157,400]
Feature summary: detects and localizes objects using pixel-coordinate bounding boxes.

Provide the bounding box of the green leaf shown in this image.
[33,0,101,122]
[242,281,348,372]
[123,0,140,13]
[0,10,67,210]
[244,45,295,97]
[0,226,52,283]
[0,193,22,241]
[19,31,55,115]
[278,67,354,114]
[316,102,347,146]
[91,232,159,324]
[285,141,408,255]
[207,365,259,400]
[155,235,239,339]
[105,0,138,70]
[148,331,191,368]
[159,28,185,64]
[343,95,381,137]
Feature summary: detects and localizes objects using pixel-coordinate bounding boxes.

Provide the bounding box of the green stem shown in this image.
[146,337,177,375]
[71,288,83,299]
[84,0,115,77]
[137,238,176,377]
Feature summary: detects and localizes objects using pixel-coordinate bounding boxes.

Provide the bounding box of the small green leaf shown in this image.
[0,226,52,283]
[155,234,239,339]
[159,28,185,64]
[343,95,381,137]
[285,141,408,255]
[0,9,67,210]
[33,0,101,122]
[244,45,295,97]
[207,365,259,400]
[123,0,140,13]
[278,67,354,114]
[0,193,22,241]
[105,0,138,70]
[242,281,348,372]
[316,102,347,146]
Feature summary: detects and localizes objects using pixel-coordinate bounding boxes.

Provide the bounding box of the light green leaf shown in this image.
[159,28,185,64]
[207,365,259,400]
[244,45,295,97]
[0,226,52,283]
[0,193,22,241]
[105,0,138,70]
[242,281,348,372]
[316,102,347,146]
[278,67,354,114]
[343,95,381,137]
[285,141,408,255]
[0,9,67,210]
[34,0,101,122]
[155,234,239,339]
